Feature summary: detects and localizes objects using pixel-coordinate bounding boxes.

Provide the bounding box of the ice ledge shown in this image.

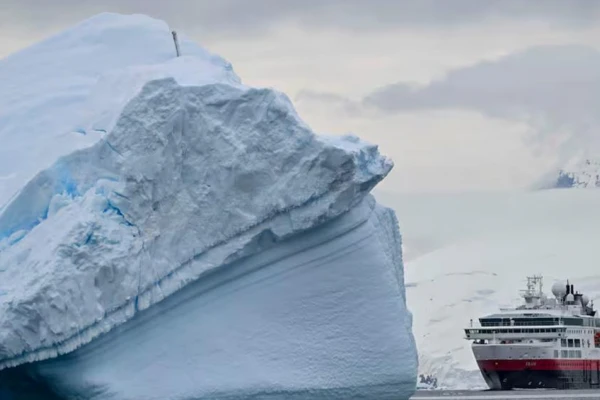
[0,78,393,369]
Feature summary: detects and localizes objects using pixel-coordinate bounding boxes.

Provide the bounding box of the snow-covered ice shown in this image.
[0,12,238,208]
[0,13,417,399]
[376,189,600,390]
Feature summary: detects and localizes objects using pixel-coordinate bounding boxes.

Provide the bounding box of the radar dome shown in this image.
[582,295,590,306]
[551,281,567,298]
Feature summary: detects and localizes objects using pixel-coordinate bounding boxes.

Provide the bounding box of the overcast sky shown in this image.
[2,0,600,193]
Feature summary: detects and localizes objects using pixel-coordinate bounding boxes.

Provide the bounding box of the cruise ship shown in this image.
[464,275,600,390]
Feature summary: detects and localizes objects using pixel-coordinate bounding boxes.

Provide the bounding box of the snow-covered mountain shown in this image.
[555,159,600,188]
[0,13,416,400]
[375,189,600,389]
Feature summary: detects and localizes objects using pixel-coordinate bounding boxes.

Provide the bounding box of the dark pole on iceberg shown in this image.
[172,30,181,57]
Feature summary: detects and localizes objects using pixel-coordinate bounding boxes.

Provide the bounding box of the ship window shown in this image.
[575,339,581,347]
[568,350,581,358]
[568,339,574,348]
[561,339,567,347]
[562,350,568,358]
[554,350,559,358]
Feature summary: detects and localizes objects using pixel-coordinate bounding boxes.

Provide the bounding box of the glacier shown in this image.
[0,13,417,400]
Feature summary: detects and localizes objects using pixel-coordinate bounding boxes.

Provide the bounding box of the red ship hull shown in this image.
[478,359,600,390]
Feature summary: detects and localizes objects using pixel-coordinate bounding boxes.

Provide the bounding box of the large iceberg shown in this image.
[0,13,417,399]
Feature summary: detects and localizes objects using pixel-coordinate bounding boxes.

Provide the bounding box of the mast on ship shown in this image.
[520,275,544,309]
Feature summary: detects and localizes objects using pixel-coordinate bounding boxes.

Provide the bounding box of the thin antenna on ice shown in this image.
[171,30,181,57]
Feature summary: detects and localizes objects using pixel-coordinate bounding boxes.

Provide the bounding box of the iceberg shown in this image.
[0,13,417,399]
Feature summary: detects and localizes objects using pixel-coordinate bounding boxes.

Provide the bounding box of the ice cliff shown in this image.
[0,13,417,399]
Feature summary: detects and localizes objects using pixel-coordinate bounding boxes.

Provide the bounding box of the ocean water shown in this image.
[0,365,62,400]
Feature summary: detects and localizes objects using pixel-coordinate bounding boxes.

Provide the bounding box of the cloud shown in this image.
[359,45,600,159]
[2,2,599,192]
[295,90,364,116]
[2,0,600,39]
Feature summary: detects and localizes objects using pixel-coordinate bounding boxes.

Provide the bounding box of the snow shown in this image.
[0,13,416,399]
[376,189,600,390]
[0,12,238,208]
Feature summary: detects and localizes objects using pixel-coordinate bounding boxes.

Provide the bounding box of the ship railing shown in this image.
[464,326,566,341]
